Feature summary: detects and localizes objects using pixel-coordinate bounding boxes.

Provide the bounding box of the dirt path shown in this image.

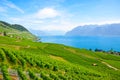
[101,61,118,70]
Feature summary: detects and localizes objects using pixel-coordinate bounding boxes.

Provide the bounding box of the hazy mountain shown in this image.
[29,29,65,36]
[66,23,120,36]
[29,29,48,36]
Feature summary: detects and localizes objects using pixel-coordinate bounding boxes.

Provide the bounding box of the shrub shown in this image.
[40,72,52,80]
[17,67,27,80]
[0,49,6,62]
[1,48,17,64]
[49,73,59,80]
[14,53,26,68]
[53,66,58,71]
[29,70,39,80]
[58,74,67,80]
[1,65,11,80]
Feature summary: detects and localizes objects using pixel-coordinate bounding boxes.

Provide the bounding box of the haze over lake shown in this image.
[40,36,120,51]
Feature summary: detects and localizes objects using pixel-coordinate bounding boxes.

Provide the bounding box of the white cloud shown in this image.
[8,7,76,32]
[3,0,24,13]
[8,7,61,29]
[35,8,60,19]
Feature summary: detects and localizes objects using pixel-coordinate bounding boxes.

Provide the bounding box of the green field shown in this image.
[0,36,120,80]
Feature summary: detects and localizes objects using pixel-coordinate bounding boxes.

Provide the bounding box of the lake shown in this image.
[40,36,120,51]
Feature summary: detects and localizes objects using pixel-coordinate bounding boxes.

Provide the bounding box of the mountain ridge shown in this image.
[66,23,120,36]
[0,20,36,40]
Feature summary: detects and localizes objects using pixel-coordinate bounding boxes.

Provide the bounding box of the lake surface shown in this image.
[40,36,120,51]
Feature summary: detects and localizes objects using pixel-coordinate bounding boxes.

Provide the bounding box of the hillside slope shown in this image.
[0,21,36,40]
[66,24,120,36]
[0,36,120,80]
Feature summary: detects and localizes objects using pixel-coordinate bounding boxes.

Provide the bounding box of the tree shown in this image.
[3,31,7,36]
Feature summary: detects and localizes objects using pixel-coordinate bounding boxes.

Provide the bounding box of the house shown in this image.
[0,32,3,36]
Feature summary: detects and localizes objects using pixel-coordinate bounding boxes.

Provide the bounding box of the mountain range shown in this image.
[66,23,120,36]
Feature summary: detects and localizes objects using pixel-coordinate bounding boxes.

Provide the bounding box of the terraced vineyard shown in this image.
[0,36,120,80]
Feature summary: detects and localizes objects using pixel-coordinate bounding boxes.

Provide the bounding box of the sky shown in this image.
[0,0,120,35]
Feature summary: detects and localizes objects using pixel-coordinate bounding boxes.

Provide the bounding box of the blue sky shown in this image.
[0,0,120,34]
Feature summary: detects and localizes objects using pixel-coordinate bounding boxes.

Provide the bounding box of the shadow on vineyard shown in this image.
[0,36,120,80]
